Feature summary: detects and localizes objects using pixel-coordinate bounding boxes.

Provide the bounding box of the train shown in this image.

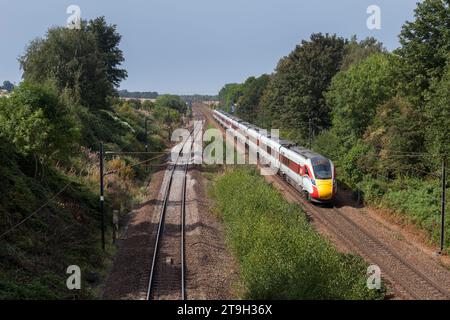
[212,109,337,204]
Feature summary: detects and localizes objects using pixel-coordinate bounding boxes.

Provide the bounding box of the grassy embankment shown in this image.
[209,166,384,299]
[0,99,176,299]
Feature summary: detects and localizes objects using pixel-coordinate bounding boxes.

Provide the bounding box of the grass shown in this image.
[211,166,384,300]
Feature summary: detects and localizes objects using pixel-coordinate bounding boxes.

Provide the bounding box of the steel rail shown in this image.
[146,118,203,300]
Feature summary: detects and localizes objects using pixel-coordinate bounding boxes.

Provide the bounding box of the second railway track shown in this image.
[146,118,204,300]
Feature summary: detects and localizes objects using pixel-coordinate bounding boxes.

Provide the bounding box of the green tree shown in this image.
[236,74,270,122]
[154,94,187,113]
[341,36,385,71]
[0,81,79,160]
[261,33,346,141]
[364,97,427,177]
[396,0,450,105]
[1,81,14,92]
[20,17,127,109]
[424,62,450,158]
[326,53,397,145]
[86,17,127,88]
[218,83,243,112]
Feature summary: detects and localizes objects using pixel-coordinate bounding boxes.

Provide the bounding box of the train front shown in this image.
[309,157,336,203]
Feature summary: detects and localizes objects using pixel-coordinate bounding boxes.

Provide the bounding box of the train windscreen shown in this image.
[311,157,332,179]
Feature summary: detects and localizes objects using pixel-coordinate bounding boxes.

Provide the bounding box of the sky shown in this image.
[0,0,420,95]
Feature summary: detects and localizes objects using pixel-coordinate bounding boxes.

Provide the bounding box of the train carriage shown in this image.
[212,109,336,203]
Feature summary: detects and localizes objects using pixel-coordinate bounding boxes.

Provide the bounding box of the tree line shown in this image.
[217,0,449,245]
[218,0,449,187]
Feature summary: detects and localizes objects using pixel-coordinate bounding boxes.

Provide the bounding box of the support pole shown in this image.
[145,118,148,153]
[309,118,312,150]
[440,157,446,254]
[100,142,105,251]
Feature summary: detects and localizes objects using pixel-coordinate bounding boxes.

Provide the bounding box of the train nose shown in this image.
[316,180,333,200]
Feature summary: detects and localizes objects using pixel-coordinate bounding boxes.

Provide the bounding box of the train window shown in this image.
[311,157,332,179]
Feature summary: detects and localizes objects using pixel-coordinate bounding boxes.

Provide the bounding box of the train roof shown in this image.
[279,139,296,148]
[215,109,326,160]
[289,146,323,159]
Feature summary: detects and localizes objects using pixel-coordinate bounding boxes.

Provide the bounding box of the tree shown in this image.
[218,83,243,112]
[326,53,397,145]
[261,33,346,141]
[341,36,385,71]
[396,0,450,105]
[154,94,186,113]
[20,17,127,109]
[1,81,14,92]
[86,17,127,88]
[424,62,450,158]
[364,97,427,177]
[0,81,79,160]
[236,74,270,122]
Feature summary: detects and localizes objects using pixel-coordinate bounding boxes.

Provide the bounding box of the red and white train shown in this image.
[212,109,337,204]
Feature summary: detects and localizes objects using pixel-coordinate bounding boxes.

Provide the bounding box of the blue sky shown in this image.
[0,0,420,95]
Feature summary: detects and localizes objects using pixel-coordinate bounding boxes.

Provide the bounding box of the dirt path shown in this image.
[196,102,450,300]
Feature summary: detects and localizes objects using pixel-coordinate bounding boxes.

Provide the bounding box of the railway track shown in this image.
[146,118,203,300]
[275,174,450,300]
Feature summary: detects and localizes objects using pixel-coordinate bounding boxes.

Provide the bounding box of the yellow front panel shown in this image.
[316,179,333,199]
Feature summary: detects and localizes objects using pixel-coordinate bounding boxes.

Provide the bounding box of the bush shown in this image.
[379,178,449,249]
[212,167,383,299]
[0,81,79,160]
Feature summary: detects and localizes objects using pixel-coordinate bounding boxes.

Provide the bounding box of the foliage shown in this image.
[218,83,243,112]
[118,90,159,99]
[341,36,386,71]
[20,17,127,109]
[359,177,450,253]
[236,74,270,123]
[260,33,346,142]
[396,0,450,105]
[1,81,14,92]
[0,138,104,299]
[154,94,187,113]
[212,167,383,299]
[424,62,450,158]
[0,81,79,160]
[364,97,427,177]
[326,53,397,144]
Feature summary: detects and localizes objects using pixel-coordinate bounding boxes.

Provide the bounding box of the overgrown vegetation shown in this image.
[217,0,449,249]
[211,167,383,300]
[0,16,186,299]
